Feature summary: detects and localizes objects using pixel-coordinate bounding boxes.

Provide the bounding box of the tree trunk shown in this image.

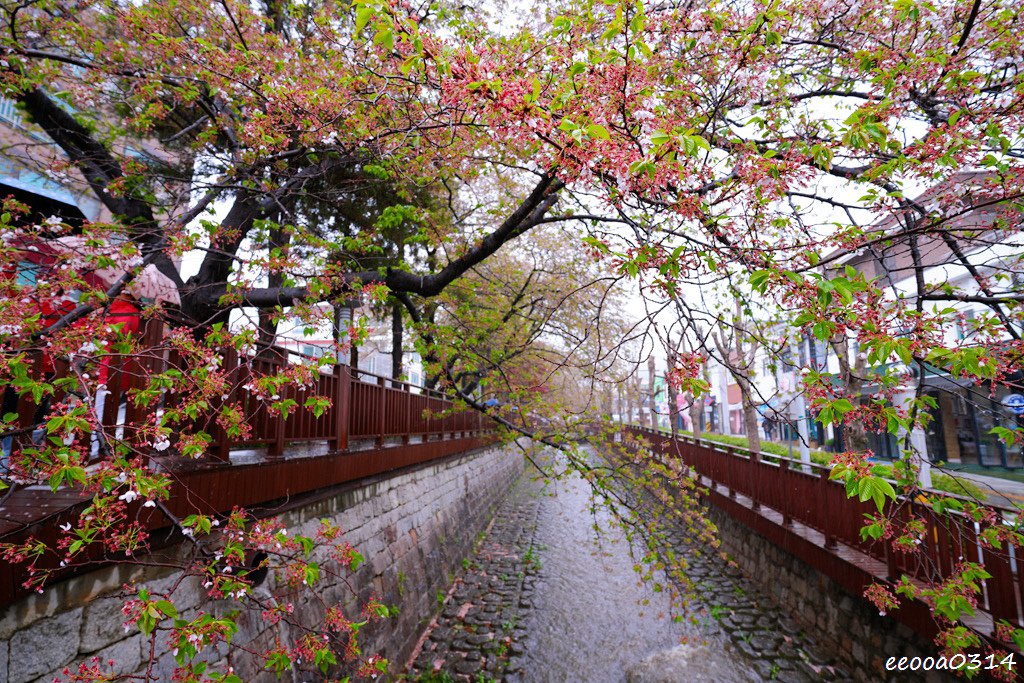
[830,336,868,453]
[743,396,761,456]
[257,221,286,357]
[634,374,647,427]
[689,396,703,441]
[391,303,403,381]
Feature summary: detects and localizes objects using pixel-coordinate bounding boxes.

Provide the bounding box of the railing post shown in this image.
[725,447,737,499]
[980,527,1020,629]
[269,416,285,458]
[425,392,432,441]
[268,361,286,459]
[778,460,793,526]
[332,363,350,452]
[885,543,899,581]
[376,376,386,447]
[404,384,411,444]
[820,469,838,549]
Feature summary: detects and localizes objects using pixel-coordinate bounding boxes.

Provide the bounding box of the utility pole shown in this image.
[790,339,811,470]
[897,389,933,489]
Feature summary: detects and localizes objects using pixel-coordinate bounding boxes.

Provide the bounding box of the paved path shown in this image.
[943,469,1024,508]
[407,463,845,682]
[407,473,542,680]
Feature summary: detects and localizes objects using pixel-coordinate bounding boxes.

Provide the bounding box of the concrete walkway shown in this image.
[940,468,1024,508]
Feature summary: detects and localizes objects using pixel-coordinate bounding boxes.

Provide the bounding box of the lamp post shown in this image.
[333,300,356,365]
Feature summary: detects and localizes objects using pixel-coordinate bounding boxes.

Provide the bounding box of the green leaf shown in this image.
[372,27,394,51]
[650,130,671,146]
[895,344,912,365]
[349,550,365,571]
[156,600,177,618]
[832,279,853,304]
[355,6,373,34]
[1012,628,1024,652]
[990,426,1018,446]
[529,77,541,103]
[833,398,855,415]
[749,270,771,292]
[688,134,710,152]
[793,312,813,326]
[812,321,833,341]
[587,123,611,141]
[872,479,896,512]
[265,651,293,675]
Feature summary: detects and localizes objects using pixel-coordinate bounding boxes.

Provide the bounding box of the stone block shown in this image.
[8,607,83,683]
[141,647,177,681]
[80,594,129,652]
[5,443,521,683]
[90,634,143,677]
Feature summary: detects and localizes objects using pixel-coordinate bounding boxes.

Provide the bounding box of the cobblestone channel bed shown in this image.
[406,461,848,682]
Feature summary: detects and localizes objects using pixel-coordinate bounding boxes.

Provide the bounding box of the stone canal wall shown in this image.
[709,507,952,682]
[0,442,525,683]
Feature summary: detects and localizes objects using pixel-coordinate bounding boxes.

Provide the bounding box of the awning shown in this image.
[23,235,181,305]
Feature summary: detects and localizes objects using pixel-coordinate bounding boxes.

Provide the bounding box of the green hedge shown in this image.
[666,429,986,499]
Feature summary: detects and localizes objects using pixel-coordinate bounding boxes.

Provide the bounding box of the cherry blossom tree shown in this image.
[1,0,1024,676]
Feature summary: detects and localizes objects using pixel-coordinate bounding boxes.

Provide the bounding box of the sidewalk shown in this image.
[939,468,1024,509]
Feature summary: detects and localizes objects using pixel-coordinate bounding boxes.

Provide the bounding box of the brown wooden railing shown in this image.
[3,319,488,463]
[624,424,1022,644]
[0,320,498,606]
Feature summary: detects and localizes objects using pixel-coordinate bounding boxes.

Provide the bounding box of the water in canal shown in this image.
[517,463,758,683]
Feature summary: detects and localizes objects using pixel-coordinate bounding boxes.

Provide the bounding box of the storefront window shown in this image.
[995,387,1024,468]
[974,398,1006,467]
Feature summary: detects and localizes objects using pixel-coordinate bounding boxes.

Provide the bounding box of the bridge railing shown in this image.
[625,424,1024,636]
[3,318,488,463]
[0,319,497,606]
